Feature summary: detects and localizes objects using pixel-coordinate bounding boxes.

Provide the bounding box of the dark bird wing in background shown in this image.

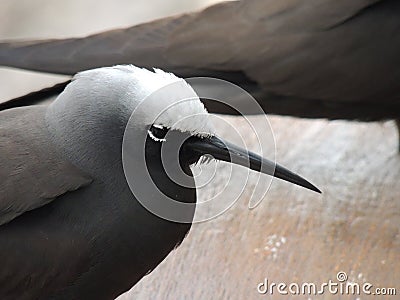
[0,81,71,111]
[0,0,400,120]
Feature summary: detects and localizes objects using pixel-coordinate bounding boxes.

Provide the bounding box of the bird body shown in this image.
[0,67,199,299]
[0,153,192,299]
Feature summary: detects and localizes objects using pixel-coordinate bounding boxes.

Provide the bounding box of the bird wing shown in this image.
[0,0,383,75]
[1,0,400,120]
[0,105,92,226]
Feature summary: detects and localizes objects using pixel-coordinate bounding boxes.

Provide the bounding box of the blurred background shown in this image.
[0,1,399,299]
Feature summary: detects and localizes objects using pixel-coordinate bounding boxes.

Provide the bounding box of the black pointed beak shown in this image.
[183,135,321,193]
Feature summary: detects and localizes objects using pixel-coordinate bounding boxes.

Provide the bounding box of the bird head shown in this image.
[122,65,320,194]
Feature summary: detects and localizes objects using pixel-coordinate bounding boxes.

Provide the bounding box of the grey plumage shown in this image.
[0,0,399,120]
[0,106,91,225]
[0,67,197,299]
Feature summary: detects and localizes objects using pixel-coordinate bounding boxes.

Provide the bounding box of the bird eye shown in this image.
[148,124,168,142]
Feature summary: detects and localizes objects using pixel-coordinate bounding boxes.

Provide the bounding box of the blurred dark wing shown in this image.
[0,105,92,226]
[1,0,399,120]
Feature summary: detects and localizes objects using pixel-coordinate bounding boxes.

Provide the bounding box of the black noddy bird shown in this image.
[0,0,399,122]
[0,65,320,299]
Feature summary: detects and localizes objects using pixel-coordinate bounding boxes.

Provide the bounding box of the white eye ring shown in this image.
[148,124,168,142]
[148,130,166,142]
[152,124,164,129]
